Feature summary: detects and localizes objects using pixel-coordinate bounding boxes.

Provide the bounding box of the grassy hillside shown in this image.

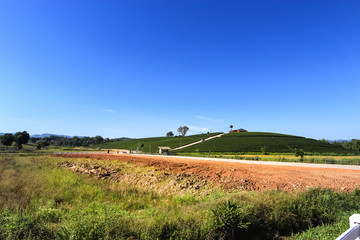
[173,132,355,154]
[97,132,222,153]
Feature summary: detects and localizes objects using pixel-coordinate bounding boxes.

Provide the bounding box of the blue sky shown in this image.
[0,0,359,139]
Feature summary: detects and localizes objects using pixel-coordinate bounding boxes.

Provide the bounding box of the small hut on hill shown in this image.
[230,128,248,133]
[158,147,171,154]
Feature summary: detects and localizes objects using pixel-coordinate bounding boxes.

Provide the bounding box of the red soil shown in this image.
[55,153,360,192]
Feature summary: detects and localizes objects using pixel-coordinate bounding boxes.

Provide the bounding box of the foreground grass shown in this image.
[0,154,359,239]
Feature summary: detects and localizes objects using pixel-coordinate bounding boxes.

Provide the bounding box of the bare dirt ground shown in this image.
[55,153,360,192]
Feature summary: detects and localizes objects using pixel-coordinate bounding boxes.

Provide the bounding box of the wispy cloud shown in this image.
[196,115,224,123]
[102,109,115,113]
[188,125,210,132]
[214,119,225,123]
[197,115,211,121]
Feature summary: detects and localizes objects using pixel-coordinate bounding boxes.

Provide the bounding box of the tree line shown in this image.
[0,131,128,150]
[0,131,30,150]
[29,135,108,149]
[331,139,360,152]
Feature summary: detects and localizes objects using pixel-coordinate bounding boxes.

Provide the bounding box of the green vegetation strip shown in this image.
[1,154,360,239]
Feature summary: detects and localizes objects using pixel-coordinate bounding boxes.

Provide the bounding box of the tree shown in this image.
[13,131,30,150]
[35,140,50,150]
[166,131,174,137]
[71,136,80,146]
[36,141,43,150]
[42,137,51,147]
[81,136,92,146]
[294,148,305,161]
[1,133,14,149]
[94,136,104,145]
[30,137,41,143]
[261,146,268,155]
[177,126,189,137]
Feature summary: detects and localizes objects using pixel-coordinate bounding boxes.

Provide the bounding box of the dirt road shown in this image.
[55,153,360,192]
[141,154,360,170]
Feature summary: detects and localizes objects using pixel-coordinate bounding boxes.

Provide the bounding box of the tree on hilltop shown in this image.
[166,131,174,137]
[177,126,189,137]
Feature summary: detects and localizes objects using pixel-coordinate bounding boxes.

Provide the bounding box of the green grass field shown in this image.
[173,132,356,154]
[1,154,359,239]
[97,132,222,153]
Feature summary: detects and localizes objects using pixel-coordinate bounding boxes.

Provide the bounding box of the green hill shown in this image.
[173,132,355,154]
[97,133,221,153]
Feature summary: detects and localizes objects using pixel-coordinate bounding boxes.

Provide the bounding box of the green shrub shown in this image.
[211,200,249,239]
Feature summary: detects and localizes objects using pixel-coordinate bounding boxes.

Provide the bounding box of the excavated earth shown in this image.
[55,153,360,192]
[58,160,211,196]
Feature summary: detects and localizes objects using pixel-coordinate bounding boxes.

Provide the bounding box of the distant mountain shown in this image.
[0,132,73,138]
[1,132,127,140]
[31,133,73,138]
[327,139,352,143]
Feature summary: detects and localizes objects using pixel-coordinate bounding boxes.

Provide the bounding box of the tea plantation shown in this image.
[98,132,221,153]
[173,132,354,154]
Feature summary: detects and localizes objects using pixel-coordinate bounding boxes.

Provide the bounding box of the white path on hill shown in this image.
[171,133,225,150]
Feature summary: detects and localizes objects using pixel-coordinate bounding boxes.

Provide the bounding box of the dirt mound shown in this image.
[58,160,211,196]
[55,153,360,192]
[58,161,118,180]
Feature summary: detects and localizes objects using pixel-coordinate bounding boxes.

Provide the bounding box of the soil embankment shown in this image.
[55,153,360,192]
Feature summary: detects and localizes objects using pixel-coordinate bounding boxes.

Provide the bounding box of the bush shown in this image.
[210,200,249,239]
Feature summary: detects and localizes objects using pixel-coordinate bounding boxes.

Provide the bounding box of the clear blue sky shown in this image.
[1,0,359,139]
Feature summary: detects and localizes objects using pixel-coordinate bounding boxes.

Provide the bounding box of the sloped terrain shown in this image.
[173,132,353,154]
[97,133,221,153]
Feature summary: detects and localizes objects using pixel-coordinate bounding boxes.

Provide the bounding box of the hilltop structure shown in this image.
[230,128,248,133]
